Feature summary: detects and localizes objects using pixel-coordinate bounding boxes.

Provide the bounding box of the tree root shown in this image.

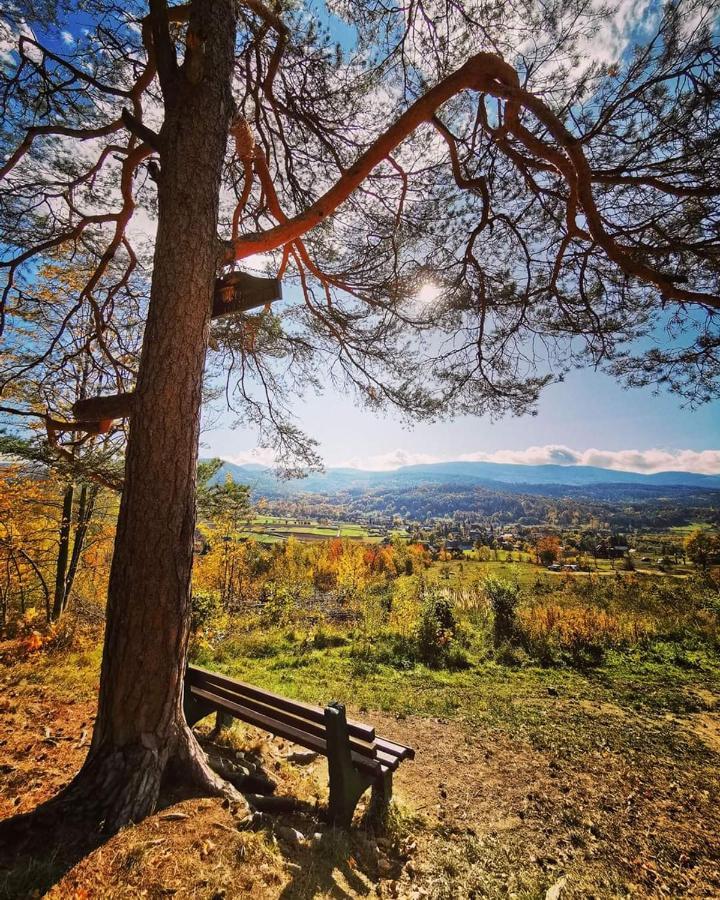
[246,794,311,814]
[168,725,252,820]
[1,723,251,843]
[205,753,277,795]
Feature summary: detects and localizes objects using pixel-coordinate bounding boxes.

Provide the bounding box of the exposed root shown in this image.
[171,724,252,821]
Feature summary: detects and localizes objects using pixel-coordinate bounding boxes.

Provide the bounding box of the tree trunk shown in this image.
[61,483,98,616]
[65,0,243,831]
[52,484,74,622]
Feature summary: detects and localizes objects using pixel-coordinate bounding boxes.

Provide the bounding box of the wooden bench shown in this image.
[184,664,414,826]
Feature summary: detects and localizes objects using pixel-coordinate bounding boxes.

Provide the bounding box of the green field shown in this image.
[233,515,384,544]
[425,553,692,591]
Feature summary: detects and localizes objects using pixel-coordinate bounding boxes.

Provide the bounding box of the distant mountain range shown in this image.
[208,458,720,496]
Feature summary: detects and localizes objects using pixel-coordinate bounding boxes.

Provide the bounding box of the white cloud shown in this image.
[61,30,74,45]
[328,445,720,475]
[579,0,655,67]
[337,449,441,470]
[225,447,279,467]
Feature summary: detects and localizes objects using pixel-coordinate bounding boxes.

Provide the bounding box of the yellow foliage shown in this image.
[519,602,654,651]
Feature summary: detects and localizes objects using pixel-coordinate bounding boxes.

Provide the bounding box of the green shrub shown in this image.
[484,577,521,648]
[494,642,529,668]
[309,626,348,650]
[416,593,457,667]
[191,590,220,633]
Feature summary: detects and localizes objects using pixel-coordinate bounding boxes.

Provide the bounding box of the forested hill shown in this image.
[209,459,720,494]
[205,459,720,527]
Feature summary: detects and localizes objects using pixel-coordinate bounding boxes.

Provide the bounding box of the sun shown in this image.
[411,282,441,314]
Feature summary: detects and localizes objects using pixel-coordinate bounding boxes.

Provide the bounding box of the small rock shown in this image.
[547,687,559,697]
[286,750,319,765]
[276,825,304,846]
[238,811,268,831]
[378,856,393,877]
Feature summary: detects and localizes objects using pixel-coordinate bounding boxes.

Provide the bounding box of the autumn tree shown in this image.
[535,534,562,566]
[1,263,129,623]
[1,0,719,833]
[685,528,720,569]
[0,459,114,627]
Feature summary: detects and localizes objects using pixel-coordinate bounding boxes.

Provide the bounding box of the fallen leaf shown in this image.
[546,875,567,900]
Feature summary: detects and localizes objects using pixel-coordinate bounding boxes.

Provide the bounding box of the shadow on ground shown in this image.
[0,793,111,898]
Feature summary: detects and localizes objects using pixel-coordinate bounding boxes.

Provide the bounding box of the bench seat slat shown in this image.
[188,665,375,742]
[189,684,376,759]
[189,686,382,777]
[374,747,404,771]
[374,737,415,761]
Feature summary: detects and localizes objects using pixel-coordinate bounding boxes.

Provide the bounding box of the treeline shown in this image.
[260,483,720,529]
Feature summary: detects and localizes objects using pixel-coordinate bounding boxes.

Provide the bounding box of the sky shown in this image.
[202,341,720,474]
[200,0,720,477]
[5,1,718,477]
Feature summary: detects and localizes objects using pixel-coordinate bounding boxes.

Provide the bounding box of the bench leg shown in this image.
[324,703,373,828]
[183,691,217,728]
[213,710,234,734]
[368,770,393,825]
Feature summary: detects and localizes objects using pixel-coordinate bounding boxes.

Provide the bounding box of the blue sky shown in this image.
[203,355,720,473]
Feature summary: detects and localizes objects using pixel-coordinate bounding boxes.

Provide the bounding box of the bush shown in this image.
[191,590,220,633]
[349,629,417,669]
[517,603,649,667]
[416,593,457,667]
[308,625,347,650]
[484,577,521,647]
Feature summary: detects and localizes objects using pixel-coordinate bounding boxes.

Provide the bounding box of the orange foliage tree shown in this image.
[535,535,562,567]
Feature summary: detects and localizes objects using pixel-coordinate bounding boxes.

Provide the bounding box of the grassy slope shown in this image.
[2,626,719,897]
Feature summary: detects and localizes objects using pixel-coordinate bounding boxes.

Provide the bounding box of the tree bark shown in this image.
[63,0,244,831]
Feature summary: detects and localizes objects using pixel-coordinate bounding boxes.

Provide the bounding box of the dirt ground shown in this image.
[1,657,720,899]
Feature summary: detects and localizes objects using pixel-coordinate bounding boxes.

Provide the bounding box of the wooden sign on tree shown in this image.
[70,272,282,428]
[212,271,282,318]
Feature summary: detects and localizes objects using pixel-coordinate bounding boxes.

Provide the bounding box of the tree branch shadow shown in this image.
[271,810,403,900]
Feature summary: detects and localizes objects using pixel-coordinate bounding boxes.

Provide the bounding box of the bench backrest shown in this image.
[185,665,414,775]
[187,665,374,740]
